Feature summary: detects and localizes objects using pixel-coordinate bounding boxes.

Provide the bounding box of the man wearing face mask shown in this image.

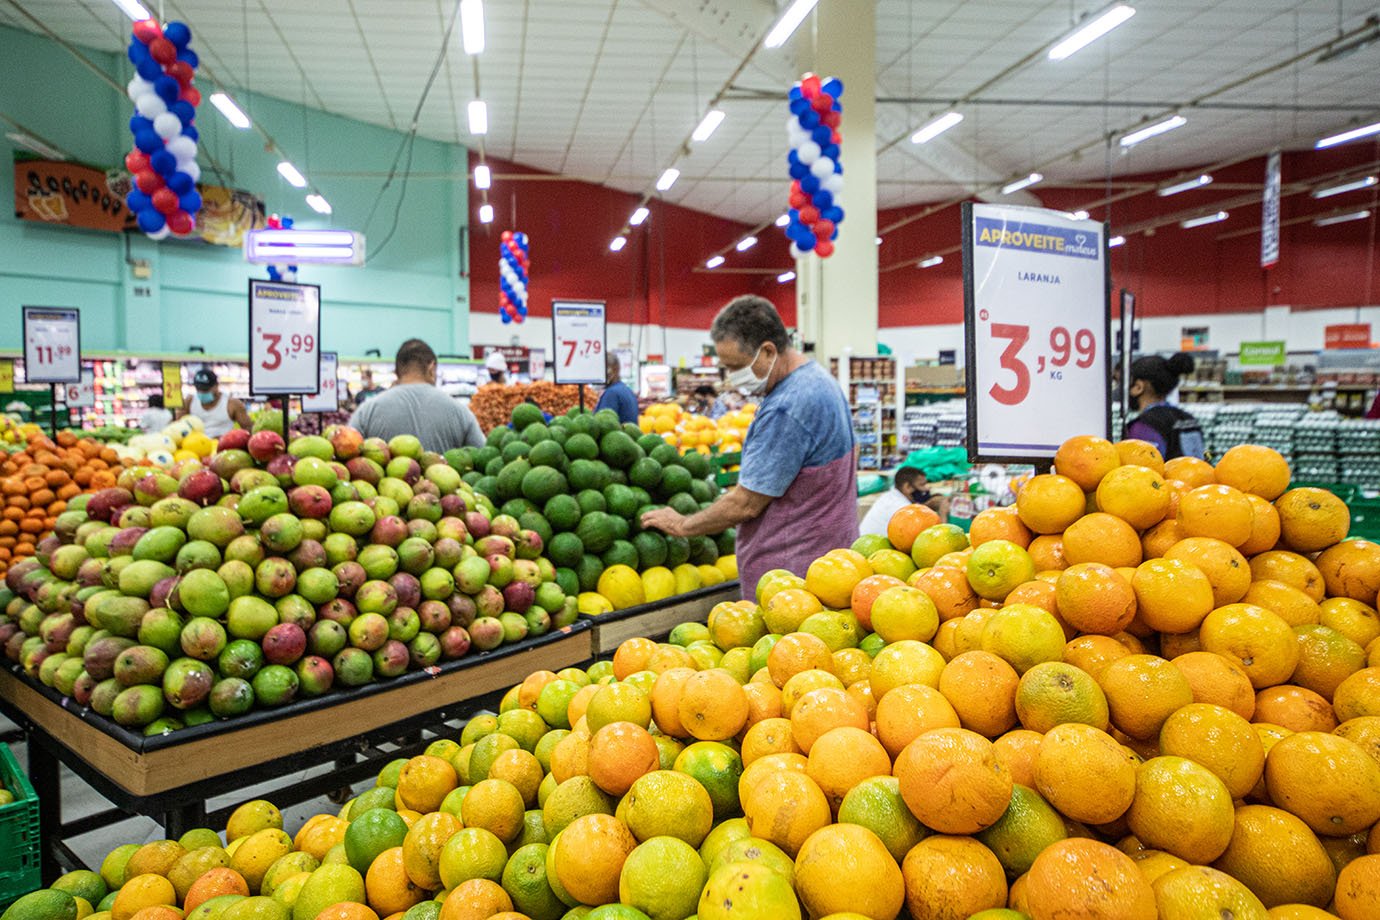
[187,368,251,437]
[858,466,949,536]
[641,295,857,598]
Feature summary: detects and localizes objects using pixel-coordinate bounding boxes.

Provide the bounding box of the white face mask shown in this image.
[723,345,775,395]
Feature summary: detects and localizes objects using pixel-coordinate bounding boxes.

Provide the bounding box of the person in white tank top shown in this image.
[187,368,251,438]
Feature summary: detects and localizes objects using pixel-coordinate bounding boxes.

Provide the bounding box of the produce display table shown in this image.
[584,581,740,654]
[0,622,593,880]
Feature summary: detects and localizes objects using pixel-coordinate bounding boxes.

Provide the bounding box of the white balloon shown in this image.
[810,156,835,179]
[786,119,808,146]
[147,225,171,240]
[153,112,183,140]
[823,172,844,194]
[128,77,153,102]
[165,135,197,161]
[180,160,201,182]
[136,93,167,119]
[797,141,821,165]
[789,242,804,260]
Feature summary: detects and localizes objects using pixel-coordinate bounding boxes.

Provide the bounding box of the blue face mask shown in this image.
[197,391,215,406]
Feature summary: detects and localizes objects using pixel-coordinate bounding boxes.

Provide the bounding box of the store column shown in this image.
[795,0,878,362]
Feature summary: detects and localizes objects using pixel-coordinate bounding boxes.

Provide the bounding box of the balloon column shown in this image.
[123,19,202,241]
[265,215,299,282]
[784,73,844,259]
[499,231,530,325]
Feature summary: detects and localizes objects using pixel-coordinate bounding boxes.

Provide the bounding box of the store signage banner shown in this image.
[161,363,184,409]
[248,280,322,396]
[1261,151,1281,269]
[303,352,340,413]
[22,306,82,384]
[962,202,1110,462]
[1325,323,1371,350]
[551,300,607,385]
[1239,340,1286,366]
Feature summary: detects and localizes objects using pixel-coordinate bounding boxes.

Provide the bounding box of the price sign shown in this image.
[0,359,13,394]
[303,352,340,413]
[551,300,607,385]
[64,369,95,409]
[248,280,321,396]
[528,348,546,380]
[962,203,1110,462]
[161,363,184,409]
[22,306,81,383]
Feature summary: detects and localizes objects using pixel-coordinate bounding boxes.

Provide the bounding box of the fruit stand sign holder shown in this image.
[961,203,1111,463]
[552,299,607,408]
[302,351,340,414]
[1120,289,1135,420]
[248,279,322,442]
[22,306,82,437]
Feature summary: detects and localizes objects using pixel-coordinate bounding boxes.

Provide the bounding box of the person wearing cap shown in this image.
[350,338,486,452]
[485,352,509,384]
[187,368,251,437]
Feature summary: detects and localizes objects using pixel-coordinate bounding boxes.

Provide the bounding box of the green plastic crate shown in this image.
[1348,498,1380,542]
[0,742,40,910]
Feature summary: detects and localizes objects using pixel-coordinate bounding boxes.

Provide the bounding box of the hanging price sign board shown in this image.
[302,352,341,413]
[22,306,81,384]
[248,280,321,396]
[962,203,1111,462]
[551,300,607,385]
[161,363,184,409]
[64,369,95,409]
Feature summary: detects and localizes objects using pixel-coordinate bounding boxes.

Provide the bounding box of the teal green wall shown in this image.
[0,24,469,358]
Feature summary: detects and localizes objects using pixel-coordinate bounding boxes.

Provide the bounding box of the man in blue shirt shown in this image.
[595,352,639,424]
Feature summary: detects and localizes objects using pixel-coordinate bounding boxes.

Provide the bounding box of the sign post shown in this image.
[302,352,340,421]
[962,203,1110,462]
[249,280,322,444]
[552,300,607,412]
[1119,289,1136,420]
[22,306,82,437]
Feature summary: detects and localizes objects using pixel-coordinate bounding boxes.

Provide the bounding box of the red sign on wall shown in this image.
[1324,324,1372,349]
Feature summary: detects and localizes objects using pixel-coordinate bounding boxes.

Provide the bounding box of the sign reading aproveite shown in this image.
[248,280,322,396]
[1240,340,1287,366]
[1325,324,1371,350]
[161,364,184,409]
[303,352,341,413]
[22,306,82,384]
[64,369,95,409]
[552,300,607,386]
[1262,151,1282,269]
[962,203,1110,462]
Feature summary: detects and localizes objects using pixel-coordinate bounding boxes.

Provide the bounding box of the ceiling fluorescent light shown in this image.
[209,93,252,129]
[1316,121,1380,149]
[467,100,488,135]
[1314,210,1371,227]
[629,207,650,226]
[1181,210,1228,229]
[474,164,491,189]
[5,131,67,160]
[244,229,365,266]
[777,271,796,283]
[277,161,308,188]
[110,0,152,21]
[911,111,964,144]
[478,203,493,223]
[609,236,627,252]
[706,255,725,268]
[1069,210,1090,221]
[1158,174,1213,196]
[1109,235,1126,246]
[1120,114,1186,147]
[1048,2,1136,60]
[764,0,821,49]
[692,110,726,142]
[775,214,790,227]
[1001,172,1043,195]
[656,168,680,191]
[304,194,332,214]
[918,255,944,268]
[459,0,485,54]
[876,236,883,245]
[736,236,758,252]
[1313,176,1377,198]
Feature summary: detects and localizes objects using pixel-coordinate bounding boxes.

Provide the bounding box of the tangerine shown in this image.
[1276,488,1350,554]
[1015,474,1086,534]
[1095,464,1171,529]
[1215,444,1292,501]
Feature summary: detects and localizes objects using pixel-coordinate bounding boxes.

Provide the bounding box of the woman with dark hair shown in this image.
[1124,353,1205,460]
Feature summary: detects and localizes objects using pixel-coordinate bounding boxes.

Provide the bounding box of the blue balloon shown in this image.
[788,85,803,101]
[822,77,843,97]
[171,101,196,124]
[135,130,164,154]
[789,97,810,116]
[282,216,294,229]
[500,311,512,324]
[126,190,151,212]
[164,22,192,48]
[811,125,833,146]
[797,233,816,251]
[129,115,153,135]
[137,209,166,232]
[136,58,162,81]
[830,228,839,241]
[788,161,808,180]
[799,110,820,130]
[179,192,202,214]
[182,124,199,142]
[176,48,199,67]
[154,75,180,104]
[787,149,801,167]
[823,144,839,160]
[800,174,821,195]
[813,189,833,210]
[150,149,177,176]
[834,158,844,173]
[127,43,149,65]
[834,206,846,222]
[824,206,844,223]
[167,171,194,195]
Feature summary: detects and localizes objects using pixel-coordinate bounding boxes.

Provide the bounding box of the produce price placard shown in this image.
[551,300,607,385]
[64,369,95,409]
[962,203,1110,462]
[161,363,184,409]
[22,306,82,384]
[0,359,13,394]
[248,280,321,396]
[302,352,340,413]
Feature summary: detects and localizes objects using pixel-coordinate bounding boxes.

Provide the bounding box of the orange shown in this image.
[460,780,526,844]
[1128,557,1214,633]
[968,506,1033,549]
[549,813,636,906]
[677,669,749,741]
[1024,838,1156,920]
[1334,716,1380,767]
[1177,483,1256,547]
[767,632,834,688]
[1164,455,1216,487]
[1243,580,1322,627]
[966,540,1037,602]
[1063,634,1132,681]
[516,669,558,713]
[1335,853,1380,920]
[613,637,659,680]
[1200,603,1300,689]
[1128,756,1235,863]
[1060,512,1143,569]
[1027,534,1067,572]
[1166,537,1251,606]
[1276,488,1350,554]
[1004,577,1059,614]
[648,667,695,738]
[762,587,823,635]
[894,728,1013,834]
[548,731,590,784]
[184,868,249,913]
[1151,865,1268,919]
[587,722,659,795]
[1214,804,1336,909]
[780,669,844,714]
[1265,732,1380,836]
[112,875,177,920]
[365,846,426,917]
[909,566,979,622]
[979,604,1066,675]
[1095,464,1171,529]
[806,726,892,809]
[1034,722,1136,824]
[868,639,946,698]
[1252,551,1327,602]
[1334,667,1380,721]
[1320,598,1380,649]
[992,729,1043,788]
[876,682,962,756]
[1054,435,1121,491]
[1054,563,1134,635]
[315,905,380,920]
[740,717,801,765]
[1098,654,1193,741]
[831,648,873,687]
[1116,438,1166,473]
[400,811,461,891]
[804,551,872,610]
[1015,661,1109,733]
[438,878,512,920]
[706,602,766,654]
[738,752,808,815]
[789,686,869,753]
[1015,474,1086,534]
[488,749,542,807]
[1215,444,1292,501]
[741,679,784,730]
[794,824,904,920]
[1141,519,1185,558]
[1159,702,1265,798]
[887,503,943,552]
[938,651,1018,738]
[742,769,832,856]
[1255,685,1339,733]
[1240,493,1285,556]
[1172,651,1257,719]
[911,524,972,569]
[396,756,458,814]
[900,836,1008,920]
[849,574,904,631]
[869,585,940,643]
[1316,539,1380,603]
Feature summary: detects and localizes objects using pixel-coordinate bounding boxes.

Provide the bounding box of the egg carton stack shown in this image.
[1253,408,1308,462]
[934,408,968,448]
[902,405,940,447]
[1290,412,1342,483]
[1336,419,1380,490]
[1196,404,1255,460]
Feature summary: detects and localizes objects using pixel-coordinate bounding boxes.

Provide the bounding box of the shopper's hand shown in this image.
[640,507,688,537]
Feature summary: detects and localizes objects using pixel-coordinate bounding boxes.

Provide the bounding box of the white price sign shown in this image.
[249,280,322,396]
[963,203,1110,461]
[64,370,95,409]
[551,300,607,385]
[302,352,340,413]
[22,306,82,384]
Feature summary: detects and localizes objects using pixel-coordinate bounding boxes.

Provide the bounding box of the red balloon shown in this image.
[167,61,195,85]
[180,86,201,107]
[812,94,833,114]
[135,170,164,194]
[832,130,842,144]
[167,210,195,235]
[500,230,513,241]
[125,150,150,174]
[152,187,180,215]
[816,240,835,258]
[789,182,808,210]
[822,110,841,129]
[131,19,162,43]
[799,205,820,225]
[267,214,282,229]
[149,38,176,65]
[814,219,835,239]
[802,73,821,98]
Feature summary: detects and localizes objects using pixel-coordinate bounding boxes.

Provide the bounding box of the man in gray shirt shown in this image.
[349,338,486,452]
